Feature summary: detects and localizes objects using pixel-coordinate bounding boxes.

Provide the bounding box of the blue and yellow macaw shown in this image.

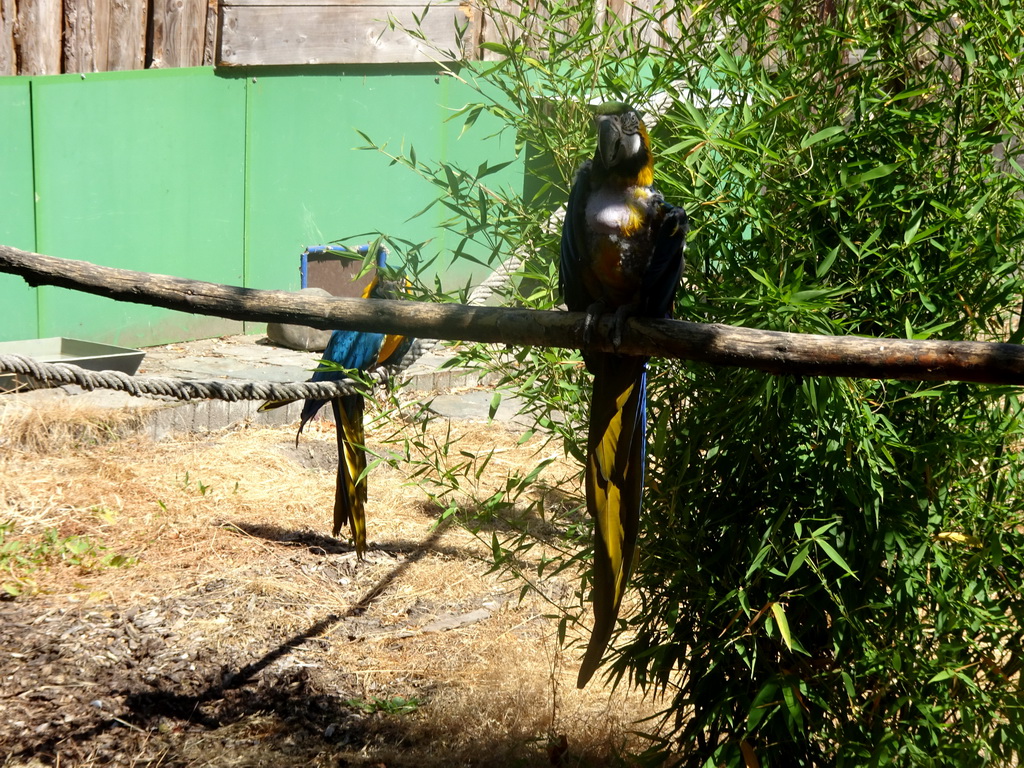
[261,247,412,557]
[560,102,688,687]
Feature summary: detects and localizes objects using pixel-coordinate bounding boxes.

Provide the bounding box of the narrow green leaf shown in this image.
[480,41,511,56]
[522,56,548,73]
[800,126,844,149]
[963,40,976,66]
[814,538,856,578]
[770,603,794,651]
[846,163,900,187]
[745,267,776,289]
[816,246,839,278]
[927,669,955,684]
[747,682,780,732]
[786,544,811,579]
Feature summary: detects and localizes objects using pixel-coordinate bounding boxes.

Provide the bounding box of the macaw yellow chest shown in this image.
[584,185,658,304]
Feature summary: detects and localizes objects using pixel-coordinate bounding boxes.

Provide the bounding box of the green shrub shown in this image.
[373,0,1024,763]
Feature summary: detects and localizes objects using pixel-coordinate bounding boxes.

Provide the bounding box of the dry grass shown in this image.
[0,395,667,767]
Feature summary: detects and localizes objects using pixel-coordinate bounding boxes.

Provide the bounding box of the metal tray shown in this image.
[0,337,145,393]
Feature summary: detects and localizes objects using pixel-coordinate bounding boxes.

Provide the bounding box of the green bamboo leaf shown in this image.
[800,126,845,149]
[814,538,856,578]
[846,162,900,187]
[770,603,794,651]
[522,56,548,73]
[746,682,780,731]
[816,246,839,278]
[786,544,811,579]
[927,669,955,684]
[745,267,776,289]
[963,40,976,66]
[480,41,511,56]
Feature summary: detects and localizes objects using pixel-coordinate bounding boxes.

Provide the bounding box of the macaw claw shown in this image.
[582,300,606,346]
[583,301,637,352]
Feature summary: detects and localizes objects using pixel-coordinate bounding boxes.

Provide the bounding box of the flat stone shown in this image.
[419,608,492,633]
[266,288,335,351]
[428,388,529,426]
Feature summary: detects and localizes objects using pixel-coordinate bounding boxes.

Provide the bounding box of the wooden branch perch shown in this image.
[2,244,1024,385]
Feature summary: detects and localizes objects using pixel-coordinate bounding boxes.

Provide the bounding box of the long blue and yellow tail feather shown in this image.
[577,354,647,687]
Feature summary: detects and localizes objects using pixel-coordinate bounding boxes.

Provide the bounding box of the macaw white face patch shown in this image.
[620,132,642,159]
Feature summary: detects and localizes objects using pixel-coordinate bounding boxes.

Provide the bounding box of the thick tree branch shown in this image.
[2,244,1023,384]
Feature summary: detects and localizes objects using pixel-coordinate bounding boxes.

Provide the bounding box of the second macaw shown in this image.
[261,247,412,557]
[560,102,688,687]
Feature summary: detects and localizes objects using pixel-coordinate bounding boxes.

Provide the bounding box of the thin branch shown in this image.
[2,243,1024,384]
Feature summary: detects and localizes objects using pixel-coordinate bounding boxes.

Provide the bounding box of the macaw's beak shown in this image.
[595,114,642,169]
[595,115,621,167]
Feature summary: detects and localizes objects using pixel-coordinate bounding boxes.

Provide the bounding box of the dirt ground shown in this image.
[0,392,663,767]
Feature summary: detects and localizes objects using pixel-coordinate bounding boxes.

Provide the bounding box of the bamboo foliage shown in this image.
[339,0,1024,763]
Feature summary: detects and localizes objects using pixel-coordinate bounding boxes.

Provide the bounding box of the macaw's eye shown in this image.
[620,111,641,134]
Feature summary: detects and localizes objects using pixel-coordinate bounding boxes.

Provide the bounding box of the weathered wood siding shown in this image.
[1,0,18,74]
[218,0,470,66]
[150,0,208,67]
[3,0,216,73]
[16,0,64,74]
[3,0,480,73]
[0,0,687,75]
[63,0,148,71]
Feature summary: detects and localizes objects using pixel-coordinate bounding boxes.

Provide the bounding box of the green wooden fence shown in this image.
[0,65,522,347]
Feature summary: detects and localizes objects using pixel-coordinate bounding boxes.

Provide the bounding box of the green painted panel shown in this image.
[3,65,524,346]
[243,68,523,294]
[0,79,39,342]
[32,68,247,347]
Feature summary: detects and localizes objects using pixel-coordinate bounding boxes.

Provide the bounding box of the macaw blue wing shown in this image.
[296,326,386,436]
[259,247,415,559]
[559,161,597,316]
[640,203,688,320]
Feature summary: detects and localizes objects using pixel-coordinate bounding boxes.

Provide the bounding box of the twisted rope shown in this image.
[0,259,524,403]
[0,352,375,403]
[466,254,524,307]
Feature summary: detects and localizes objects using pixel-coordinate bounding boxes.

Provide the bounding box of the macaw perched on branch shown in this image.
[261,246,412,557]
[560,102,688,688]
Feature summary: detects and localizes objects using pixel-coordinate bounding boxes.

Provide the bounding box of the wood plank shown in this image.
[222,0,449,6]
[64,0,111,72]
[218,3,468,65]
[0,0,16,74]
[150,0,207,67]
[203,0,218,65]
[15,0,63,74]
[107,0,146,70]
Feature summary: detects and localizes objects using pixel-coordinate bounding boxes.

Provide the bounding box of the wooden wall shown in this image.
[218,0,468,66]
[0,0,683,76]
[1,0,216,74]
[2,0,469,73]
